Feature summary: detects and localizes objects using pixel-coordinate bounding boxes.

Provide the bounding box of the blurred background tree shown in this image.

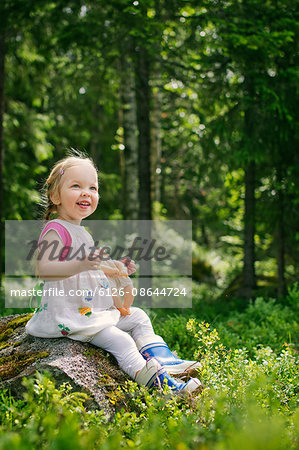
[0,0,298,298]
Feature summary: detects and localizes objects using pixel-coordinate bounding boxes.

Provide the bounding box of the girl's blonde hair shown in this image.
[42,149,98,221]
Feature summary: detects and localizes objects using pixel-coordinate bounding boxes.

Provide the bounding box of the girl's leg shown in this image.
[117,307,201,376]
[90,319,202,394]
[90,326,145,379]
[116,307,163,342]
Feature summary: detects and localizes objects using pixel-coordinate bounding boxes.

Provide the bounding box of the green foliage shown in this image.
[0,0,298,444]
[152,289,298,364]
[150,312,199,360]
[217,297,299,354]
[187,319,298,412]
[285,282,299,311]
[0,373,106,449]
[0,300,298,449]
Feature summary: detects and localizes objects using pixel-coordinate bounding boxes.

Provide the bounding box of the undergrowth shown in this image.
[0,285,298,449]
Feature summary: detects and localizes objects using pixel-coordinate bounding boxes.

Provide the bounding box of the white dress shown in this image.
[25,219,120,342]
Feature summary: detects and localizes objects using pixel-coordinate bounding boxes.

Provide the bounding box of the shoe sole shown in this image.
[163,361,201,376]
[163,378,203,396]
[179,378,203,395]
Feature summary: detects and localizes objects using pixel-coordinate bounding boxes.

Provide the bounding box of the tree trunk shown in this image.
[0,32,5,290]
[151,77,162,206]
[120,55,138,220]
[276,166,286,297]
[201,223,209,247]
[90,102,103,167]
[243,159,256,299]
[135,46,152,221]
[135,44,152,301]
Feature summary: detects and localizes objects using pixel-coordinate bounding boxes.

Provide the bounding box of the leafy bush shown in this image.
[217,297,299,354]
[0,373,106,449]
[152,294,298,360]
[0,349,298,450]
[0,290,298,449]
[187,319,298,413]
[150,312,199,360]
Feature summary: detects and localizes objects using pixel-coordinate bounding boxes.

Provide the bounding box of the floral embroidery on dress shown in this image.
[35,303,48,315]
[84,291,93,302]
[58,324,70,336]
[78,307,92,317]
[99,277,109,290]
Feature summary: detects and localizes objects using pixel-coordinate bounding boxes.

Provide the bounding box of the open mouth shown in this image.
[77,201,91,208]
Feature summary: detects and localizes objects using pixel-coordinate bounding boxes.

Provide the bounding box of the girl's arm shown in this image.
[38,230,101,281]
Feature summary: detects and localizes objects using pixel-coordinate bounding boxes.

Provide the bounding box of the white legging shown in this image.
[90,307,156,379]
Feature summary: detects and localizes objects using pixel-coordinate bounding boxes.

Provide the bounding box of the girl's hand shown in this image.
[81,253,102,271]
[126,260,136,275]
[94,247,109,261]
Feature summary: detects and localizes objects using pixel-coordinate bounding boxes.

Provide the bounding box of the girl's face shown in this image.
[51,162,99,224]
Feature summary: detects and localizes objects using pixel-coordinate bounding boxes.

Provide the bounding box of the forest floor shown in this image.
[0,283,298,449]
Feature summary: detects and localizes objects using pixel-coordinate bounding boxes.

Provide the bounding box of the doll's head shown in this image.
[42,149,98,221]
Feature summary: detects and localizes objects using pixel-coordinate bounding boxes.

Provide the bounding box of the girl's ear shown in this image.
[50,192,61,205]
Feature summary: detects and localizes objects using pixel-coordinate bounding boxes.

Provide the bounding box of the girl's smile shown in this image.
[77,201,91,209]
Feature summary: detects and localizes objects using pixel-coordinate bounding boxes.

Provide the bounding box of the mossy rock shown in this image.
[0,314,129,415]
[0,313,33,342]
[0,350,49,381]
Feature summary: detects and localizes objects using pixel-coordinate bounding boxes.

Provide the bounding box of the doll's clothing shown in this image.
[100,259,133,290]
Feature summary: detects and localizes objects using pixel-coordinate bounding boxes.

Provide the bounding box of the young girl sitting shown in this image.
[25,153,201,393]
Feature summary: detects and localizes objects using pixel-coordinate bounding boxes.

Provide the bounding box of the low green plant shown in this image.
[152,294,298,361]
[217,297,299,354]
[285,282,299,311]
[0,372,107,449]
[0,290,298,449]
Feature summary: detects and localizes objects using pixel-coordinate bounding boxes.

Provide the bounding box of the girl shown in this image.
[25,153,201,393]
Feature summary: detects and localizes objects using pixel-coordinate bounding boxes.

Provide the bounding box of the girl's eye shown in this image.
[72,184,80,188]
[90,186,98,191]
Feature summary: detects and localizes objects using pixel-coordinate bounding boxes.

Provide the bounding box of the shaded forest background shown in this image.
[0,0,298,302]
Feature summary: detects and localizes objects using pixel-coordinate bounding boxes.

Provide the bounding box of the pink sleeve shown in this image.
[38,222,72,261]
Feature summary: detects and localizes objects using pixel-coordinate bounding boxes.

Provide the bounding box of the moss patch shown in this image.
[83,347,119,376]
[0,314,33,343]
[83,347,127,406]
[0,351,49,381]
[83,347,100,359]
[0,341,19,351]
[97,373,117,387]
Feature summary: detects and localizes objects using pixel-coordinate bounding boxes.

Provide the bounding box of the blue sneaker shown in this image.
[135,358,202,394]
[136,335,201,376]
